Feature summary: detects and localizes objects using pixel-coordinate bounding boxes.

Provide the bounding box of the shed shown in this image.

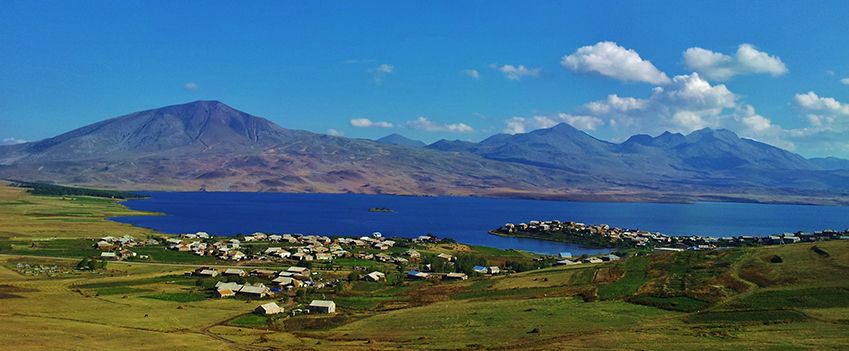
[255,302,283,315]
[308,300,337,313]
[224,268,247,277]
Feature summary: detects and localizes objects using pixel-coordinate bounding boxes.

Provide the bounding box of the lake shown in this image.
[110,192,849,255]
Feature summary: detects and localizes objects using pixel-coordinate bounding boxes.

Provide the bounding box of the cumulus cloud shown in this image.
[406,117,474,133]
[794,91,849,116]
[841,78,849,85]
[183,82,199,91]
[579,73,737,133]
[1,137,27,145]
[503,114,604,134]
[463,69,480,79]
[370,64,394,84]
[350,118,394,128]
[492,64,541,81]
[561,41,670,84]
[326,129,344,136]
[683,44,787,81]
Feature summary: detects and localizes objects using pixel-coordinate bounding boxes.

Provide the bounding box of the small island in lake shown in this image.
[368,207,394,213]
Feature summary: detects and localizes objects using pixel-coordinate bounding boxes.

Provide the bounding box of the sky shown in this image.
[2,1,849,157]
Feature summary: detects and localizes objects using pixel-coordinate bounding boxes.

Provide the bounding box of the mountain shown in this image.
[376,133,426,148]
[0,101,587,196]
[810,157,849,170]
[1,101,848,204]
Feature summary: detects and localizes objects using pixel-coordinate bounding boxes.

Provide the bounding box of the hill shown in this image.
[375,133,426,148]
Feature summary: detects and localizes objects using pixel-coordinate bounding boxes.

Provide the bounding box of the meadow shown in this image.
[1,181,848,350]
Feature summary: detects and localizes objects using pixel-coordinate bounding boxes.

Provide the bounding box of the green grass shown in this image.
[92,286,152,296]
[142,291,210,302]
[598,255,649,300]
[8,180,145,199]
[131,246,220,264]
[629,295,710,312]
[687,309,809,324]
[333,295,397,310]
[1,239,102,258]
[730,287,849,309]
[76,275,195,289]
[228,314,269,328]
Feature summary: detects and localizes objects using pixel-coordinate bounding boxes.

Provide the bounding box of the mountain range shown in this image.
[1,100,848,204]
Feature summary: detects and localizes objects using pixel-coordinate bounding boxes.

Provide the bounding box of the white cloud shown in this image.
[579,73,737,134]
[1,137,26,145]
[370,64,394,84]
[561,41,670,84]
[794,91,849,115]
[502,113,603,134]
[492,64,541,81]
[183,82,199,91]
[463,69,480,79]
[684,44,787,81]
[406,117,474,133]
[326,129,344,136]
[841,78,849,85]
[350,118,394,128]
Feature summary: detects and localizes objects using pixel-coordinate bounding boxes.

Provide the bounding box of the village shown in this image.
[87,230,561,318]
[496,220,849,251]
[84,223,849,320]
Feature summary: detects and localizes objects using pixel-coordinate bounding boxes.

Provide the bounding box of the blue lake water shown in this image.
[110,192,849,255]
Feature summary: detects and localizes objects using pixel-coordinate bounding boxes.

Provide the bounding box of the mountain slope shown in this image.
[0,101,594,196]
[376,133,426,148]
[810,157,849,170]
[1,101,848,204]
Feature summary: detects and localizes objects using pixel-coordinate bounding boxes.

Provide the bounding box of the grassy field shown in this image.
[0,181,157,240]
[1,182,849,350]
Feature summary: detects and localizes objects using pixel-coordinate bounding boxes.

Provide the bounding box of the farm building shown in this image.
[444,272,468,280]
[365,271,386,281]
[308,300,336,313]
[215,288,236,298]
[255,302,283,315]
[223,268,247,277]
[287,266,311,278]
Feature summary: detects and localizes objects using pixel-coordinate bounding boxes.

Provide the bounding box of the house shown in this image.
[291,252,314,261]
[444,272,468,280]
[407,270,430,279]
[251,269,277,277]
[272,277,300,288]
[308,300,337,313]
[365,271,386,282]
[215,288,236,298]
[287,266,311,279]
[406,249,421,258]
[556,259,580,265]
[100,252,118,260]
[255,302,283,315]
[583,257,603,264]
[224,268,247,277]
[602,254,621,262]
[473,266,488,274]
[487,266,501,275]
[240,284,270,298]
[196,269,219,277]
[437,253,454,261]
[215,282,244,295]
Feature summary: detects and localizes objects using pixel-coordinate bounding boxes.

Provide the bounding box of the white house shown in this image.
[308,300,336,313]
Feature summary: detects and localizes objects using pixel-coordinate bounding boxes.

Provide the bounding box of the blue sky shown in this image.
[2,1,849,157]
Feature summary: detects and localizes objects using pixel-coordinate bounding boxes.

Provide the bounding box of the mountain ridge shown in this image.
[2,101,848,204]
